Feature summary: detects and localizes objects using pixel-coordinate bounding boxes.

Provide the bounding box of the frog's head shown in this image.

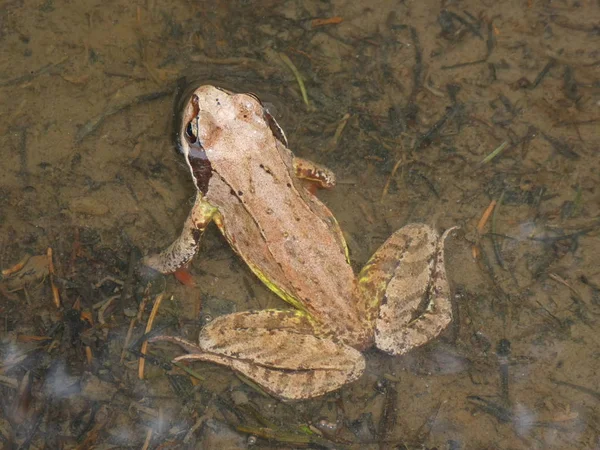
[177,85,288,195]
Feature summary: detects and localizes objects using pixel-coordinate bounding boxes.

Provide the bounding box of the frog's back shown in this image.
[204,125,366,344]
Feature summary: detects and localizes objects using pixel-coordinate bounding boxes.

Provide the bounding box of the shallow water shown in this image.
[1,0,599,448]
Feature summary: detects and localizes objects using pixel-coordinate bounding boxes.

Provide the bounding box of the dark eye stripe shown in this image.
[188,141,212,195]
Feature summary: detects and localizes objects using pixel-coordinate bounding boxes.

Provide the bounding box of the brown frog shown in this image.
[145,85,456,400]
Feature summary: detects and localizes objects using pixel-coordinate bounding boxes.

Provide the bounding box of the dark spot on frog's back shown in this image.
[259,163,272,175]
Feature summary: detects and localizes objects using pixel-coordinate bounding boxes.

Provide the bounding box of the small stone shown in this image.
[123,307,138,318]
[231,390,249,406]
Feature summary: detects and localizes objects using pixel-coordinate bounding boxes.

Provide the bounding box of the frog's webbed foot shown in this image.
[143,194,217,273]
[293,157,336,189]
[152,310,365,400]
[359,224,457,356]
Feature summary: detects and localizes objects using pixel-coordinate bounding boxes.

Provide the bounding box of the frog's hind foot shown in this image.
[152,309,365,400]
[365,224,457,356]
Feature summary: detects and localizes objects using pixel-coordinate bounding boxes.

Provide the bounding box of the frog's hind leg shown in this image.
[143,194,217,273]
[151,309,365,400]
[358,224,456,356]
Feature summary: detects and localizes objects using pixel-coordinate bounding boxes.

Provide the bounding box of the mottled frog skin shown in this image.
[145,85,456,400]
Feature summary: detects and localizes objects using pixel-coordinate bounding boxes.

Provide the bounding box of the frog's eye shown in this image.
[185,121,197,144]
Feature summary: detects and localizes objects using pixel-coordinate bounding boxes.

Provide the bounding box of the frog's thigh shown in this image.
[293,157,336,189]
[359,224,453,356]
[184,310,365,400]
[143,194,217,273]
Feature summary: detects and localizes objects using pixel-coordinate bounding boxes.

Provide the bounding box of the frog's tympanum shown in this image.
[145,85,456,400]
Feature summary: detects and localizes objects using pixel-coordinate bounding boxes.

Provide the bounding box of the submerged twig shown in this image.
[16,127,28,182]
[328,113,351,150]
[117,249,137,313]
[477,200,497,234]
[541,133,580,160]
[496,339,511,405]
[391,25,423,107]
[139,293,165,379]
[531,59,557,89]
[414,104,461,151]
[46,248,61,308]
[414,402,443,444]
[442,19,494,69]
[237,426,341,449]
[121,288,149,363]
[551,378,600,401]
[279,53,310,108]
[311,17,343,28]
[447,10,483,38]
[0,56,68,87]
[480,141,509,164]
[550,15,600,33]
[491,190,505,269]
[527,223,599,243]
[473,199,497,259]
[76,90,172,142]
[1,254,32,279]
[377,382,399,444]
[380,151,409,202]
[468,396,513,423]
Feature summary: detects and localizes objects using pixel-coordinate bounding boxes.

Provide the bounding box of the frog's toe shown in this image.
[375,307,452,355]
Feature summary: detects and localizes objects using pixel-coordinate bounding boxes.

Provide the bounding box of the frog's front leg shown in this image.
[151,309,365,400]
[293,157,336,189]
[358,224,456,356]
[143,194,217,273]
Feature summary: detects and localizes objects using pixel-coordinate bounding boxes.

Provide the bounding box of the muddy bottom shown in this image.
[0,0,599,448]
